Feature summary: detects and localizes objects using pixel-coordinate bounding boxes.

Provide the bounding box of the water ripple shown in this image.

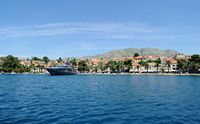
[0,74,200,123]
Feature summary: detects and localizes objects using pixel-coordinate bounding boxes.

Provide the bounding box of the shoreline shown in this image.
[79,73,200,76]
[1,72,200,76]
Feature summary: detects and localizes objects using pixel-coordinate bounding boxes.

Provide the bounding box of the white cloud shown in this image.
[0,22,157,39]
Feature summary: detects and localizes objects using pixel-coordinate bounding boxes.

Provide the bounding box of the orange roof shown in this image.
[135,56,144,59]
[132,63,140,67]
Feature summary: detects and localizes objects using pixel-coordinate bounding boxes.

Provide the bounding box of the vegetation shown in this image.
[0,55,30,73]
[57,57,63,63]
[177,59,189,73]
[189,54,200,73]
[0,53,199,74]
[123,59,132,72]
[139,60,149,73]
[106,60,118,73]
[177,54,200,73]
[77,60,89,73]
[155,58,161,73]
[134,53,139,57]
[96,61,106,72]
[69,58,77,68]
[32,56,41,61]
[165,60,171,73]
[43,56,50,64]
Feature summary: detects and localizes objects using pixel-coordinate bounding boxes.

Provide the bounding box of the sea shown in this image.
[0,74,200,123]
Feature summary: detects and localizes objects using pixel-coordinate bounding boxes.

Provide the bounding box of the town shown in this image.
[0,53,199,74]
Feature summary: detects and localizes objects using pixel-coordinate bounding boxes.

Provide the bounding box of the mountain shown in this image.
[83,48,183,59]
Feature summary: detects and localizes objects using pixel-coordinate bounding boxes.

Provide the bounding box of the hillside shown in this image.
[83,48,182,59]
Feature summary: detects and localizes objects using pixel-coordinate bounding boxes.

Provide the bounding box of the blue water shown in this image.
[0,74,200,123]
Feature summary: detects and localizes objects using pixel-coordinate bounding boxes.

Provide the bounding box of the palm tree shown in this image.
[139,60,149,73]
[116,61,124,73]
[106,60,117,73]
[155,58,161,73]
[165,60,171,73]
[124,59,132,72]
[144,62,149,73]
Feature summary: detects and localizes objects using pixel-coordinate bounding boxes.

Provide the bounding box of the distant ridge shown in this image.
[83,48,183,59]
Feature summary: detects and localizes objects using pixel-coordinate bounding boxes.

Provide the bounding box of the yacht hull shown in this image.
[46,68,77,75]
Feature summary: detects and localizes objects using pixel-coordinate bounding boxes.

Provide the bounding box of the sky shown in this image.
[0,0,200,58]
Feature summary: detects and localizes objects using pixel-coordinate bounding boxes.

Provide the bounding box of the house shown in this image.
[162,58,179,73]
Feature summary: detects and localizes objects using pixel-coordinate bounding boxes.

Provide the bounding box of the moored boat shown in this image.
[45,65,77,75]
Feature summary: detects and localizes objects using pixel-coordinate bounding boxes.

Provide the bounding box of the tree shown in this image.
[69,58,77,67]
[144,62,149,73]
[190,54,200,62]
[165,61,171,73]
[78,60,89,73]
[155,58,161,73]
[177,59,189,73]
[97,61,106,72]
[43,56,50,64]
[32,56,41,61]
[124,59,132,72]
[2,55,20,71]
[106,60,117,73]
[116,61,124,73]
[189,54,200,73]
[134,53,140,58]
[57,57,63,63]
[1,55,30,73]
[139,60,149,73]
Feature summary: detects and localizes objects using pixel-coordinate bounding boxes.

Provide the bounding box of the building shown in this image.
[162,58,179,73]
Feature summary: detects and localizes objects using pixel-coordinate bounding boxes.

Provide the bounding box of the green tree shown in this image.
[32,56,41,61]
[189,54,200,73]
[134,53,140,58]
[78,60,89,73]
[116,61,124,73]
[177,59,189,73]
[2,55,20,71]
[1,55,30,73]
[165,61,171,73]
[190,54,200,62]
[139,60,149,73]
[124,59,132,72]
[57,57,63,63]
[69,58,77,67]
[106,60,117,73]
[155,58,161,73]
[97,61,106,72]
[43,56,50,64]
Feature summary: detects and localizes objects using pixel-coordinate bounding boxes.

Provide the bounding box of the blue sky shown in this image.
[0,0,199,58]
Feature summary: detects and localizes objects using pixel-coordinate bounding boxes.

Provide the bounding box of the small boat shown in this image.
[45,65,77,75]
